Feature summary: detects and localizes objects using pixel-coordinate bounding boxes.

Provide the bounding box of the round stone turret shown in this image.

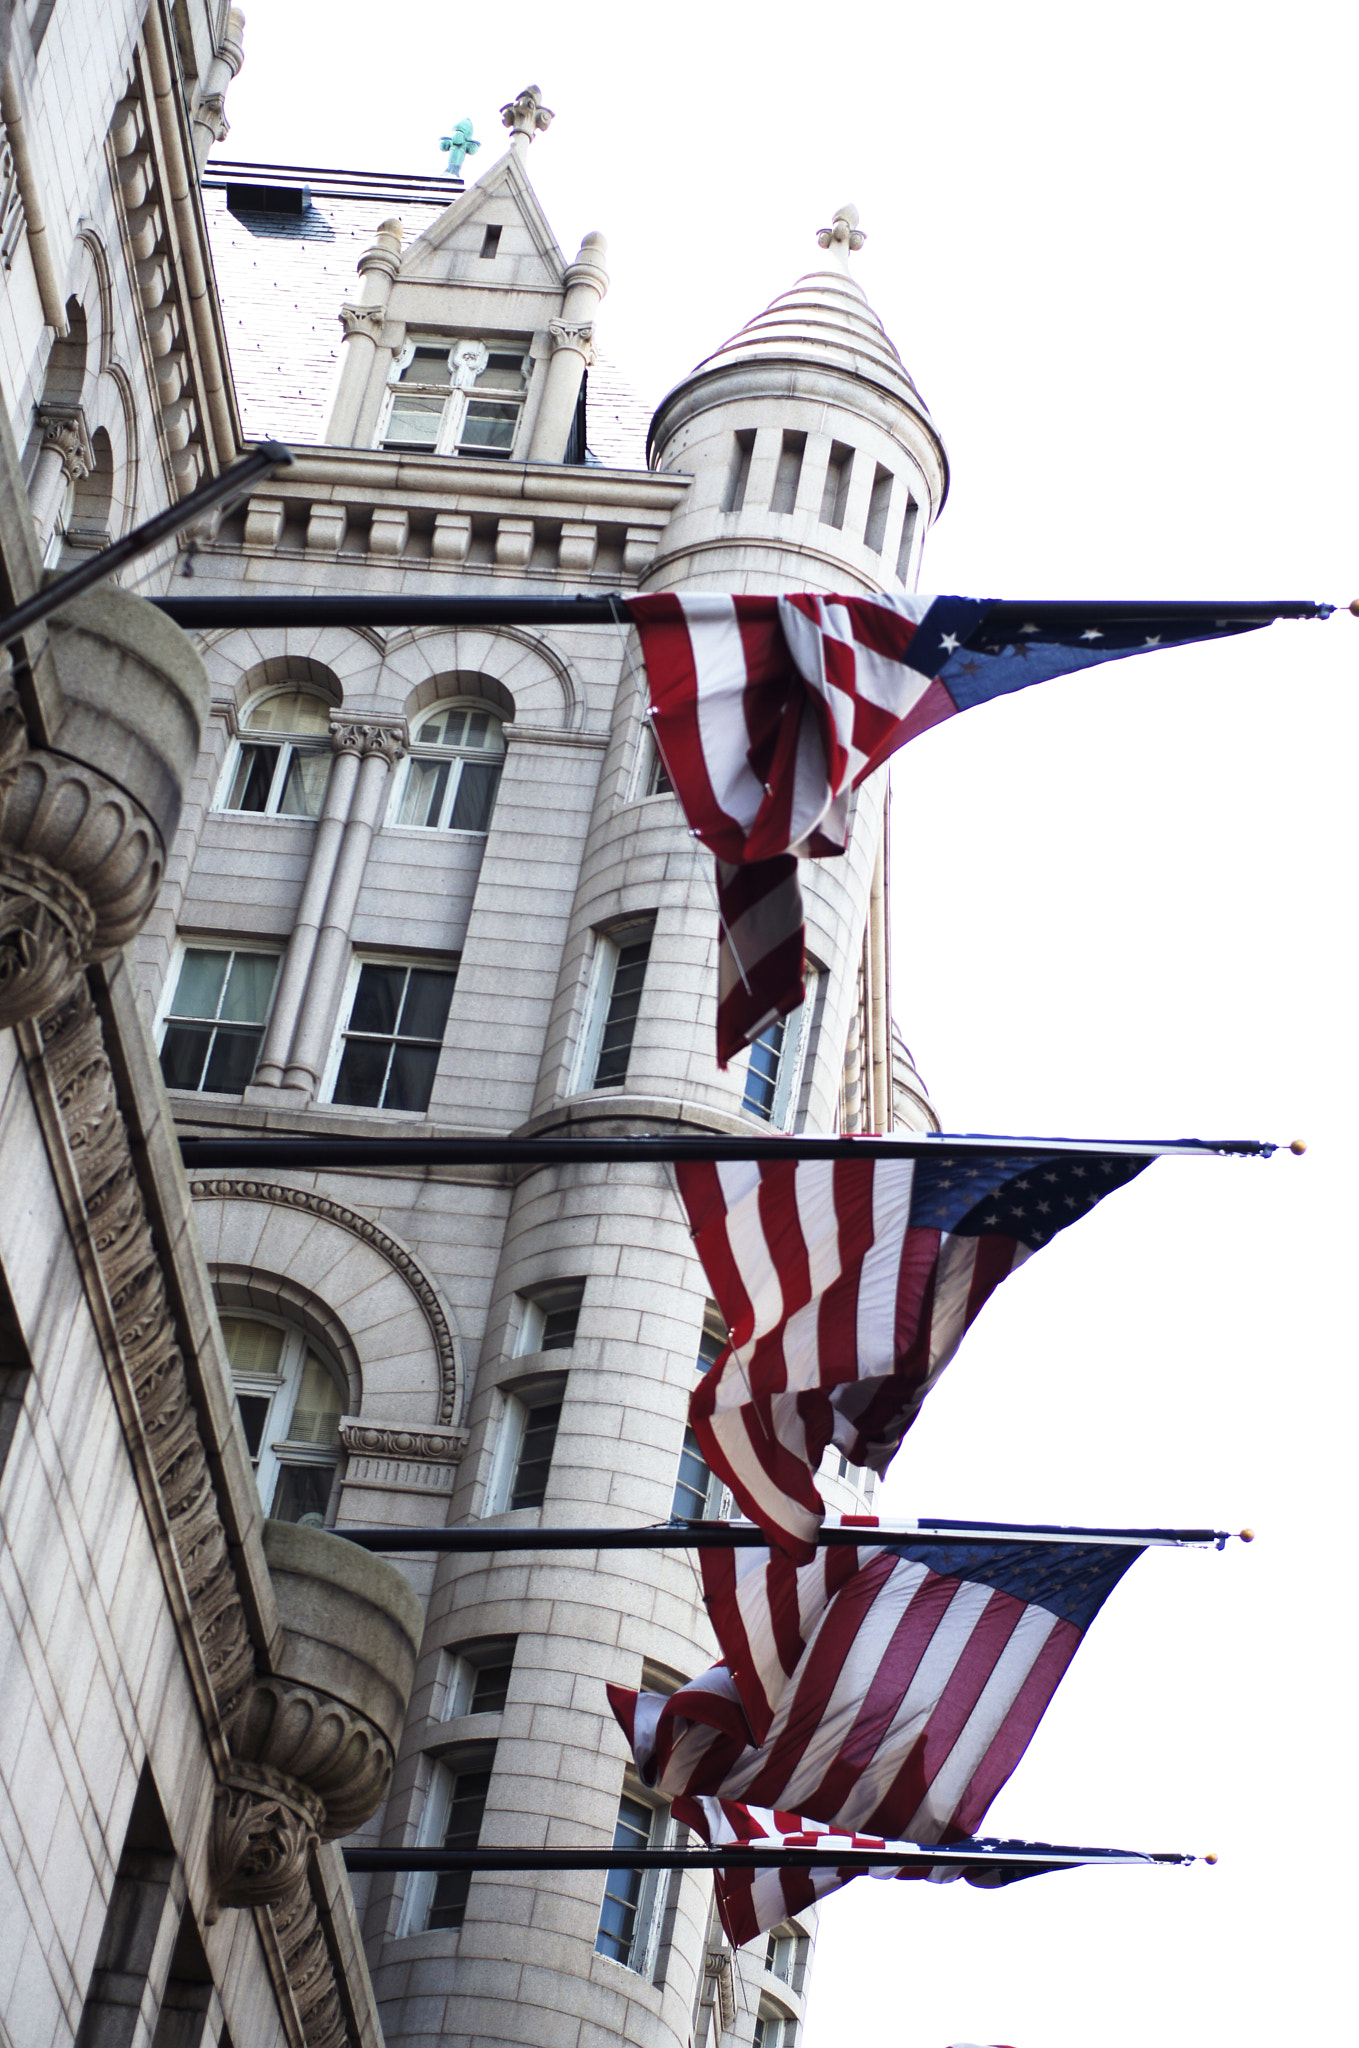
[644,209,948,595]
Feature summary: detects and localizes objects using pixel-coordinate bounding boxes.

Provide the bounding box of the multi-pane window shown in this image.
[159,947,278,1094]
[487,1375,567,1514]
[401,1745,497,1935]
[380,337,530,459]
[219,1313,346,1526]
[753,2003,797,2048]
[765,1928,807,1989]
[594,1791,677,1974]
[697,1303,727,1373]
[328,959,458,1113]
[643,731,673,798]
[221,690,332,819]
[442,1638,516,1718]
[392,704,505,834]
[741,974,815,1127]
[516,1278,585,1355]
[671,1303,730,1520]
[580,921,654,1090]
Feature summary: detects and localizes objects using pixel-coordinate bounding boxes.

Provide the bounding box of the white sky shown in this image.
[224,6,1356,2042]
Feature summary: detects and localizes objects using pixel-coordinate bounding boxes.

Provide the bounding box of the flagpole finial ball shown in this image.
[1239,1527,1255,1543]
[1205,1852,1219,1865]
[1348,600,1359,616]
[1290,1138,1307,1154]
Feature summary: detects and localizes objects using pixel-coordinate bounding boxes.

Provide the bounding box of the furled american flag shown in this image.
[623,593,1331,1064]
[671,1798,1120,1946]
[678,1144,1153,1558]
[607,1536,1141,1899]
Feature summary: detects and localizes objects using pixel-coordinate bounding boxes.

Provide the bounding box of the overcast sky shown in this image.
[224,7,1356,2042]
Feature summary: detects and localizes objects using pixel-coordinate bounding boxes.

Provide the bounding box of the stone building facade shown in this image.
[0,14,945,2048]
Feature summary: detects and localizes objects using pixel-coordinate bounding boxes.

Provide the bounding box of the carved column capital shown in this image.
[338,301,385,342]
[331,716,407,766]
[548,317,595,365]
[36,403,94,482]
[500,83,554,144]
[195,92,230,145]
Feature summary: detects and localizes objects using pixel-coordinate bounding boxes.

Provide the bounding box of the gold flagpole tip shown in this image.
[1349,600,1359,616]
[1204,1852,1219,1865]
[1238,1527,1255,1543]
[1289,1138,1307,1155]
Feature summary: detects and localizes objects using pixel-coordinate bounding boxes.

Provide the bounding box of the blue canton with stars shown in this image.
[881,1539,1143,1631]
[896,597,1326,715]
[906,1147,1151,1250]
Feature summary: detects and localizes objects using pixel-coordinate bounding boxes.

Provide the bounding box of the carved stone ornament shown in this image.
[548,318,595,365]
[196,91,230,145]
[338,1419,468,1464]
[231,1674,398,1838]
[38,983,257,1727]
[271,1878,347,2048]
[190,1179,459,1421]
[37,403,95,482]
[815,201,867,258]
[499,83,554,141]
[337,301,384,342]
[330,719,406,766]
[705,1947,737,2032]
[451,337,489,390]
[209,1760,323,1913]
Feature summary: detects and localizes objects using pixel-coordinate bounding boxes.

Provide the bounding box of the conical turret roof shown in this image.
[691,261,932,419]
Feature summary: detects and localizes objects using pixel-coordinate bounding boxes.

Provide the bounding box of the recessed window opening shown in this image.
[329,958,459,1113]
[219,1312,346,1526]
[479,224,502,259]
[754,2000,797,2048]
[671,1426,727,1520]
[896,496,920,585]
[406,1744,497,1933]
[696,1302,727,1373]
[723,429,755,513]
[510,1391,563,1508]
[644,731,673,798]
[595,1790,676,1975]
[393,703,505,833]
[581,922,654,1090]
[742,972,815,1128]
[442,1638,516,1718]
[770,431,806,515]
[516,1278,586,1356]
[819,442,854,529]
[159,947,279,1095]
[864,464,893,553]
[381,337,530,458]
[223,690,332,819]
[766,1926,808,1988]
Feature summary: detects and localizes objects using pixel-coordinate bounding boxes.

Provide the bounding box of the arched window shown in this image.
[221,689,332,818]
[392,703,505,833]
[219,1312,347,1526]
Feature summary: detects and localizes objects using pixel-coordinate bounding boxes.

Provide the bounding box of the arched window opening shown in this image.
[221,688,332,818]
[219,1312,347,1526]
[391,703,505,834]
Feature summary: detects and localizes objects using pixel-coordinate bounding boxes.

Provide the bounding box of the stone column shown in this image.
[248,724,362,1091]
[325,220,402,448]
[282,721,405,1093]
[527,232,608,464]
[190,6,245,170]
[28,404,92,547]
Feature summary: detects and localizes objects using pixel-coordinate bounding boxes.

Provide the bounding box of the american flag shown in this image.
[624,592,1329,1065]
[608,1537,1140,1876]
[678,1145,1152,1558]
[670,1798,1111,1946]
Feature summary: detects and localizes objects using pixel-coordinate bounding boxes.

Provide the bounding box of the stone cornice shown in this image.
[276,448,689,513]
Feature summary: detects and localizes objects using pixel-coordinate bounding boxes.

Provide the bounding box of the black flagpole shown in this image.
[335,1518,1245,1554]
[342,1843,1199,1875]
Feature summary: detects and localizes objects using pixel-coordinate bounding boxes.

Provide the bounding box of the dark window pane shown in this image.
[277,749,328,819]
[219,952,278,1024]
[510,1399,562,1509]
[539,1287,582,1351]
[594,934,652,1087]
[448,760,500,833]
[384,394,445,447]
[349,964,406,1036]
[397,757,450,828]
[332,1037,391,1108]
[742,1019,785,1120]
[270,1463,333,1526]
[226,743,278,811]
[469,1661,513,1714]
[159,1022,211,1091]
[170,948,228,1019]
[236,1394,270,1460]
[202,1025,264,1094]
[671,1427,714,1520]
[459,399,519,452]
[400,348,452,386]
[595,1796,652,1961]
[429,1766,492,1930]
[398,968,458,1042]
[697,1313,726,1373]
[382,1043,439,1113]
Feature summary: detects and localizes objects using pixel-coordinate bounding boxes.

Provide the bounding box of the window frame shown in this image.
[439,1636,517,1720]
[484,1372,568,1515]
[398,1741,497,1937]
[377,336,534,461]
[594,1786,678,1978]
[218,1309,348,1528]
[155,938,282,1097]
[574,918,655,1094]
[740,968,817,1129]
[320,952,460,1114]
[387,700,506,837]
[214,691,334,821]
[514,1277,585,1357]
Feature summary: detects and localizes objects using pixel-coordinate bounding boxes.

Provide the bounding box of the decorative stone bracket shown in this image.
[704,1946,736,2032]
[338,1417,468,1498]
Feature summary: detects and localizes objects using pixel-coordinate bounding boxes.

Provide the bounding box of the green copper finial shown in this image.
[439,119,480,176]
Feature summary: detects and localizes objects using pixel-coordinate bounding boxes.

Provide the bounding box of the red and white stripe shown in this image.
[715,855,804,1066]
[680,1157,1029,1559]
[608,1546,1084,1845]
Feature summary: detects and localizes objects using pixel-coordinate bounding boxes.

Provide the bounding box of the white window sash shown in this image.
[484,1393,528,1515]
[398,1761,454,1937]
[629,1807,678,1978]
[573,932,620,1094]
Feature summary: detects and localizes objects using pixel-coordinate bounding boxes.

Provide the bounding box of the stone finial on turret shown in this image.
[500,84,554,156]
[816,203,867,270]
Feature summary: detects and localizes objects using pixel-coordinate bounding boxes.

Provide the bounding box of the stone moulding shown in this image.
[189,1178,460,1424]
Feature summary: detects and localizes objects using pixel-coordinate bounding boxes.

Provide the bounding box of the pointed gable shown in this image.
[396,149,567,294]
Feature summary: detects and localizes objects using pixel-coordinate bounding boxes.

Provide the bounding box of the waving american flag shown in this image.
[624,593,1330,1065]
